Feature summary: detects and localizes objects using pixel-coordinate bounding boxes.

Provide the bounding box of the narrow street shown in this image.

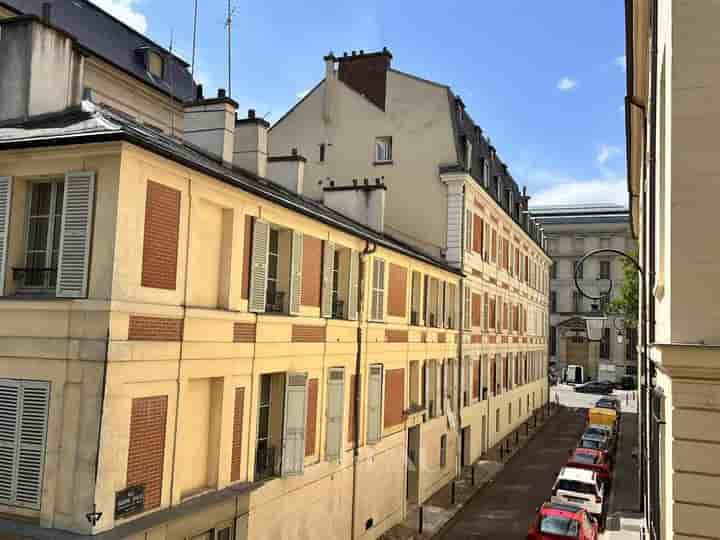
[437,407,587,540]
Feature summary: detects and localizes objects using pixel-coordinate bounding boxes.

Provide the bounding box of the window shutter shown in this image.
[436,280,444,328]
[289,231,304,315]
[366,365,383,444]
[56,171,95,298]
[0,177,12,297]
[424,276,431,327]
[325,368,345,462]
[438,361,445,414]
[422,362,429,414]
[281,373,308,476]
[248,220,270,312]
[347,250,359,321]
[320,241,335,318]
[0,380,19,505]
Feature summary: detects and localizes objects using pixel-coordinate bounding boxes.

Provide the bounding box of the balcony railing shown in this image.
[410,310,419,326]
[265,291,286,314]
[332,300,345,319]
[255,444,278,481]
[12,267,57,288]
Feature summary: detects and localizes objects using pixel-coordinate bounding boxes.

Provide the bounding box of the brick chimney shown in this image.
[183,88,238,164]
[234,109,270,177]
[323,178,387,233]
[337,47,392,111]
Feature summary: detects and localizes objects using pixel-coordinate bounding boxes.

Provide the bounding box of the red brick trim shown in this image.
[305,379,318,456]
[292,325,326,342]
[128,316,183,341]
[233,322,256,343]
[230,388,245,481]
[385,329,408,343]
[141,181,180,290]
[383,368,404,428]
[126,396,168,511]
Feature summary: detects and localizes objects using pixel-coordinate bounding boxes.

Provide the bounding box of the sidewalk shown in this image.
[381,403,561,540]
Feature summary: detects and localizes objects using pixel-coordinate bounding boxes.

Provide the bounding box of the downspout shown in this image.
[456,185,466,477]
[351,240,376,539]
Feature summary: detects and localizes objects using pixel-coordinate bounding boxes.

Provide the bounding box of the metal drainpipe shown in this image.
[351,240,376,539]
[456,185,466,479]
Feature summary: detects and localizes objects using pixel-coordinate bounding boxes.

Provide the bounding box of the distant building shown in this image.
[532,204,637,382]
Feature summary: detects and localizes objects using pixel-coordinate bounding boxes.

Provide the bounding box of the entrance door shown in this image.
[406,426,420,503]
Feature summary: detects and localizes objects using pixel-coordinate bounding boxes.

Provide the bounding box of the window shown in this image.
[550,291,557,313]
[600,328,610,359]
[331,250,340,315]
[464,138,473,170]
[440,434,447,467]
[409,361,420,407]
[22,181,64,290]
[325,368,345,462]
[551,261,557,279]
[147,50,165,79]
[374,137,392,162]
[319,143,326,162]
[482,160,490,188]
[465,209,473,251]
[425,359,438,417]
[574,259,584,279]
[371,258,385,321]
[366,365,383,443]
[483,293,489,331]
[463,286,472,331]
[599,260,611,280]
[496,176,502,200]
[446,283,457,329]
[573,291,582,313]
[550,326,557,355]
[0,379,50,510]
[495,408,500,433]
[411,271,422,326]
[463,356,471,406]
[266,229,281,311]
[574,236,585,252]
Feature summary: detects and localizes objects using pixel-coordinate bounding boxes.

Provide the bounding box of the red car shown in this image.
[567,448,611,484]
[527,502,599,539]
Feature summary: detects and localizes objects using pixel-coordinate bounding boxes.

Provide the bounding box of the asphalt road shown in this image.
[437,407,587,540]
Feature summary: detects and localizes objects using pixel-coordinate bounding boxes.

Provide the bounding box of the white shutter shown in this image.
[0,177,12,297]
[0,379,49,510]
[281,373,308,476]
[347,250,359,321]
[320,241,335,318]
[56,171,95,298]
[289,231,304,315]
[440,282,448,329]
[325,368,345,462]
[424,276,431,327]
[248,220,270,313]
[366,364,383,444]
[0,380,19,505]
[437,361,444,415]
[422,362,429,415]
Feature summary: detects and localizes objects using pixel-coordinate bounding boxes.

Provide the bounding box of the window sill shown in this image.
[373,160,393,166]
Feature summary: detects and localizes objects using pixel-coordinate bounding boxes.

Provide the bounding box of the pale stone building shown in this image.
[532,204,637,382]
[627,1,720,539]
[0,3,550,540]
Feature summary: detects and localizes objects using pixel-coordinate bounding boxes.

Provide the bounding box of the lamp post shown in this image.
[573,248,647,519]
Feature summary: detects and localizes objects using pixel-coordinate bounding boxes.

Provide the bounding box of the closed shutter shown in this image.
[366,365,383,444]
[56,171,95,298]
[289,231,304,315]
[436,280,443,328]
[320,241,335,318]
[325,368,345,462]
[347,250,359,321]
[438,361,445,414]
[422,362,429,414]
[281,373,308,476]
[0,177,12,297]
[423,276,431,327]
[0,379,49,510]
[248,220,270,312]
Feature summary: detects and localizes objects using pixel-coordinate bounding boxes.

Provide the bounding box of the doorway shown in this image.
[461,426,471,467]
[406,426,420,503]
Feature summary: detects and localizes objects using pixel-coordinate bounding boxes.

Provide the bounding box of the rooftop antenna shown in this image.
[190,0,198,75]
[225,0,239,98]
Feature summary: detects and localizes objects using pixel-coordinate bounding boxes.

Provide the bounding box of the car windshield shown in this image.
[557,479,596,494]
[539,515,580,537]
[580,439,602,449]
[597,401,615,408]
[586,426,609,436]
[573,453,598,465]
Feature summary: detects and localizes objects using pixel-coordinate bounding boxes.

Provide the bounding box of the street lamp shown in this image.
[584,303,607,342]
[614,318,626,344]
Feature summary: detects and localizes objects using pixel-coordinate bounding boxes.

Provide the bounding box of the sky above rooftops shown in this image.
[89,0,628,208]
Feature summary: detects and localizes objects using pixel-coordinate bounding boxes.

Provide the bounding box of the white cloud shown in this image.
[596,144,622,165]
[557,77,577,91]
[531,177,627,207]
[615,55,627,71]
[296,88,312,100]
[89,0,147,34]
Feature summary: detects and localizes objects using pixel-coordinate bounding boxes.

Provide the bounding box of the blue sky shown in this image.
[92,0,628,207]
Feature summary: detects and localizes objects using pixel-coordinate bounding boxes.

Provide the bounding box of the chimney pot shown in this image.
[196,84,204,101]
[41,2,51,23]
[330,180,335,187]
[343,52,348,57]
[360,49,365,55]
[364,178,369,185]
[291,148,298,156]
[218,88,227,98]
[375,178,381,185]
[352,179,358,186]
[248,109,256,119]
[352,50,357,56]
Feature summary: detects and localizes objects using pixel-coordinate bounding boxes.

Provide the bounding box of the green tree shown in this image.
[607,250,640,326]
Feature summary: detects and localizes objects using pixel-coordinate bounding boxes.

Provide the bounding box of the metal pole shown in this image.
[451,481,456,505]
[419,506,423,534]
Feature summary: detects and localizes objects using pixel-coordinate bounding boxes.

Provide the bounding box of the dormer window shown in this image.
[483,159,490,188]
[507,190,513,212]
[465,139,473,171]
[138,47,165,79]
[496,176,502,200]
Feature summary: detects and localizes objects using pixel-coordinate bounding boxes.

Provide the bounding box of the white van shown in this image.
[551,467,605,518]
[563,364,585,385]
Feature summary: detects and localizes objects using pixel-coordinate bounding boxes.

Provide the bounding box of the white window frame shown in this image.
[370,258,386,321]
[374,136,393,163]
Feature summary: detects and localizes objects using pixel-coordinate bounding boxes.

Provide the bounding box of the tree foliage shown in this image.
[607,250,640,327]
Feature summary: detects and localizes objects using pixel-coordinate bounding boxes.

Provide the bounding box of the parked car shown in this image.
[584,424,616,454]
[619,375,636,390]
[587,407,618,433]
[527,502,599,539]
[551,467,605,520]
[567,448,611,484]
[596,396,620,411]
[578,434,613,464]
[574,381,613,395]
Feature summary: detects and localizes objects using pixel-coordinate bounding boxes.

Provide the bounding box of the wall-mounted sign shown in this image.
[115,485,145,518]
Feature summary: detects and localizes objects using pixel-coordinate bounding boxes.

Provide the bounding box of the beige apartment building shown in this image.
[627,1,720,539]
[532,204,637,382]
[0,3,550,540]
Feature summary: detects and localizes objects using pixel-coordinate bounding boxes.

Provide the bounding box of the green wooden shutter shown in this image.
[289,231,303,315]
[56,171,95,298]
[281,373,308,476]
[366,365,383,444]
[325,368,345,462]
[320,241,335,318]
[0,177,12,297]
[248,220,270,312]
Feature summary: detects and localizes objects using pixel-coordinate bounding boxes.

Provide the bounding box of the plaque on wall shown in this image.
[115,485,145,518]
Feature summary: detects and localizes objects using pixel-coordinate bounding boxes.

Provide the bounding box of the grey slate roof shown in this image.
[0,102,461,275]
[1,0,196,102]
[530,204,630,225]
